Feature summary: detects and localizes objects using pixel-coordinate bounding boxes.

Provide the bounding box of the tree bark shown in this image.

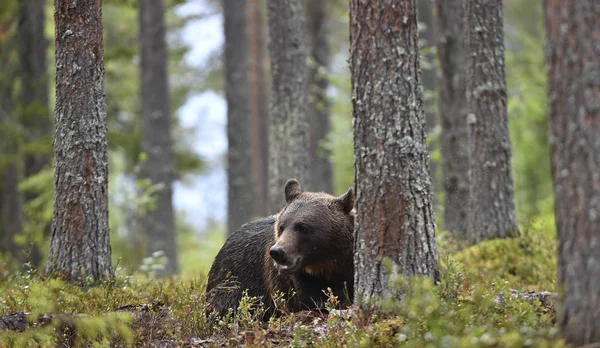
[18,0,51,267]
[464,0,518,242]
[351,0,439,305]
[224,0,254,235]
[266,0,310,212]
[306,0,333,194]
[137,0,179,276]
[436,0,469,235]
[545,1,600,344]
[246,0,269,218]
[47,0,113,283]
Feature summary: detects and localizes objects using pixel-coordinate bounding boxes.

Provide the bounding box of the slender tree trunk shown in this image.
[46,0,113,283]
[1,158,22,259]
[417,0,438,199]
[436,0,469,235]
[138,0,179,276]
[351,0,439,305]
[306,0,333,194]
[19,0,51,177]
[224,0,254,235]
[464,0,518,242]
[545,1,600,344]
[18,0,51,267]
[266,0,310,212]
[247,0,269,218]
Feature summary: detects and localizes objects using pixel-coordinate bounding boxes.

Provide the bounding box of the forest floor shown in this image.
[0,224,561,347]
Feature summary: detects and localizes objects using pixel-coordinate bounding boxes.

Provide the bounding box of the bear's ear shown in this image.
[284,179,302,203]
[335,187,354,214]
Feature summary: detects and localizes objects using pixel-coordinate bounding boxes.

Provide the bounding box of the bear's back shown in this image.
[206,215,277,316]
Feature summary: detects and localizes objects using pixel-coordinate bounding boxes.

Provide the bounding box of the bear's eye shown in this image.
[278,225,285,233]
[296,223,311,234]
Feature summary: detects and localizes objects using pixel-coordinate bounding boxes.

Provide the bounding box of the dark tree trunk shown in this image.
[417,0,438,199]
[247,0,269,218]
[545,1,600,344]
[18,0,51,267]
[19,0,52,178]
[266,0,310,212]
[306,0,333,194]
[138,0,179,276]
[464,0,518,242]
[46,0,113,283]
[224,0,254,235]
[351,0,439,304]
[436,0,469,235]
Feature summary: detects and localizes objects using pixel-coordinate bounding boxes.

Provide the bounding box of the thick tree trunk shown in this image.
[46,0,113,283]
[18,0,51,267]
[246,0,269,218]
[266,0,310,212]
[464,0,518,242]
[351,0,439,305]
[19,0,51,178]
[306,0,333,194]
[137,0,179,276]
[545,1,600,344]
[224,0,254,235]
[436,0,469,235]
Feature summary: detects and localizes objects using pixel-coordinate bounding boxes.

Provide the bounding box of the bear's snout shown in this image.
[269,246,286,264]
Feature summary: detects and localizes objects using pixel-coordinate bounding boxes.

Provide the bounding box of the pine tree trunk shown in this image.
[18,0,51,267]
[464,0,518,242]
[46,0,113,283]
[306,0,333,194]
[266,0,310,212]
[224,0,254,234]
[545,1,600,344]
[351,0,439,304]
[436,0,469,235]
[246,0,269,218]
[138,0,179,276]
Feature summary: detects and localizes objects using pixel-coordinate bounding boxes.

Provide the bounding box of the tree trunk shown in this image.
[464,0,518,242]
[246,0,269,218]
[436,0,469,235]
[19,0,51,178]
[224,0,254,235]
[266,0,310,212]
[545,1,600,344]
[46,0,113,283]
[1,161,22,259]
[351,0,439,305]
[306,0,333,194]
[417,0,438,200]
[138,0,179,276]
[18,0,51,267]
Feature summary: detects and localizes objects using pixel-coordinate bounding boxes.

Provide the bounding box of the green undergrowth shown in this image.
[0,221,559,347]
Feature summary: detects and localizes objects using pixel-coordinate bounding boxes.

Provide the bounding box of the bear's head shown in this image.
[269,179,354,279]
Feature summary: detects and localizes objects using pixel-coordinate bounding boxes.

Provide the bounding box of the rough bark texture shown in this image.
[545,1,600,344]
[247,0,269,218]
[464,0,518,242]
[19,0,52,178]
[266,0,310,212]
[47,0,113,283]
[350,0,439,305]
[138,0,179,275]
[436,0,469,235]
[306,0,333,194]
[224,0,254,234]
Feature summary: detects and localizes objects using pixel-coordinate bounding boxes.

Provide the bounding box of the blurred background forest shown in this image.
[0,0,550,276]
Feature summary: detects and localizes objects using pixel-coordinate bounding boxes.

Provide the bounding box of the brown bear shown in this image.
[206,179,354,318]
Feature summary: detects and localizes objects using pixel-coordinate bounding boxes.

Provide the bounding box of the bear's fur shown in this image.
[206,179,354,318]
